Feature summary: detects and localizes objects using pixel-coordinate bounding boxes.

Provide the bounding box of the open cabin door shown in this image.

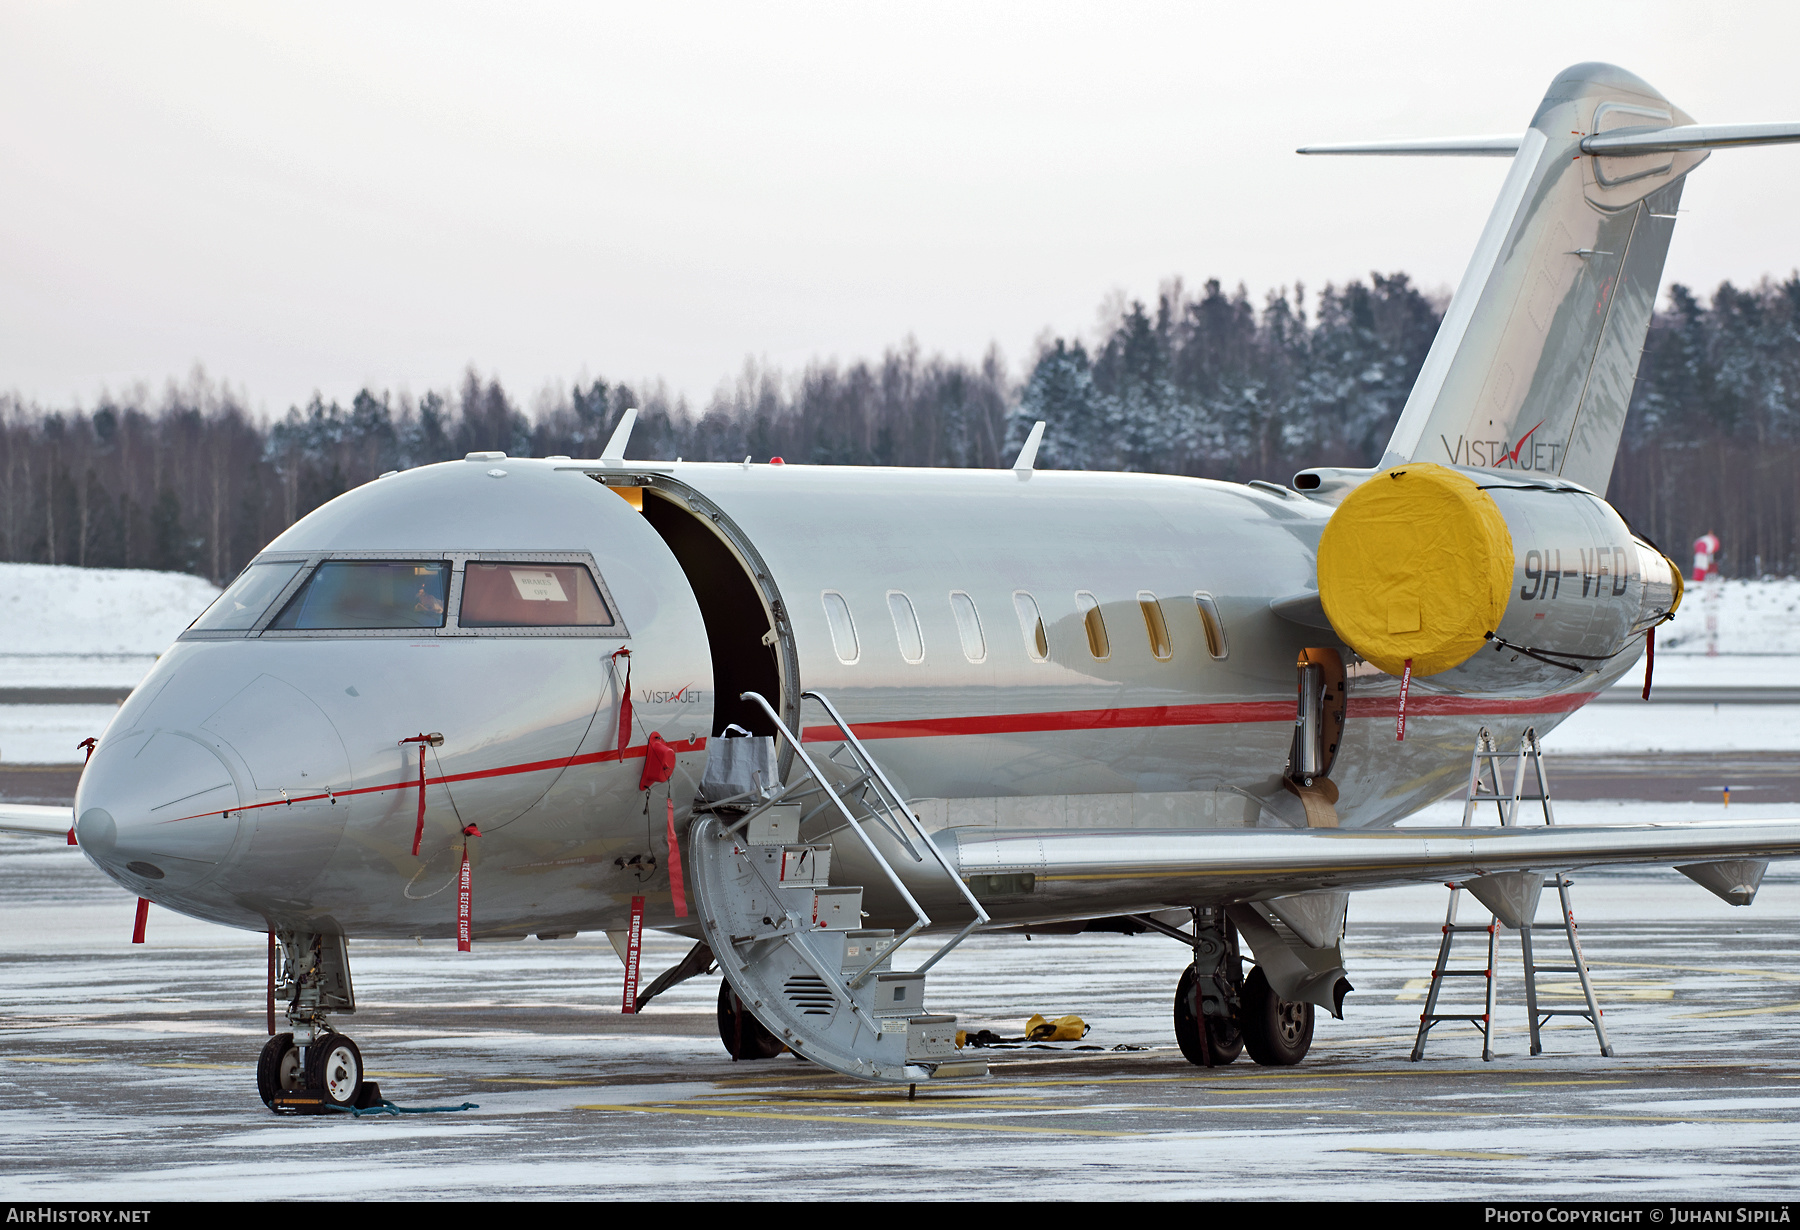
[588,476,799,741]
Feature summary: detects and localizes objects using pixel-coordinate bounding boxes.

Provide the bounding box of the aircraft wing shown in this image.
[0,804,76,839]
[945,820,1800,915]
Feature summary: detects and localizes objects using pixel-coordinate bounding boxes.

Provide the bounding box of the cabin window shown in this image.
[1138,592,1173,661]
[270,561,449,630]
[191,560,305,631]
[1194,592,1229,659]
[458,563,614,627]
[822,591,859,663]
[888,591,925,663]
[1012,591,1048,662]
[1074,591,1109,659]
[949,591,986,662]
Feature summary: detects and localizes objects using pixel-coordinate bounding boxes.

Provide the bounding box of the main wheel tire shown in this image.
[304,1033,365,1106]
[1239,965,1313,1066]
[716,979,785,1060]
[1173,965,1243,1066]
[256,1032,304,1108]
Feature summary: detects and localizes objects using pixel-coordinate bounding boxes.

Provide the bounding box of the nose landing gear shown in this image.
[259,931,377,1113]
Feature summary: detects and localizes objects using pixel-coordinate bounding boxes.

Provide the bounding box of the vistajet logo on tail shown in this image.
[1439,420,1562,471]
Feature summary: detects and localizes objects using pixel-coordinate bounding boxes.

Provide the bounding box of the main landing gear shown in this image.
[1173,908,1314,1067]
[717,979,786,1060]
[258,931,378,1113]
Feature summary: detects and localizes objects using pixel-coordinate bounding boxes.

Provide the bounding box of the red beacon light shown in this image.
[769,456,784,465]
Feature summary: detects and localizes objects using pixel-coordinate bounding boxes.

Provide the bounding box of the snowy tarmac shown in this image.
[7,836,1800,1200]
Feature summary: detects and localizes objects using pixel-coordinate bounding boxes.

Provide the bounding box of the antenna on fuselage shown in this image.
[1011,420,1045,476]
[600,408,638,463]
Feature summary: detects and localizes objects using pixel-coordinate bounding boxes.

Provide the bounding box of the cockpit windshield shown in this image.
[458,562,614,627]
[269,561,449,630]
[190,560,305,631]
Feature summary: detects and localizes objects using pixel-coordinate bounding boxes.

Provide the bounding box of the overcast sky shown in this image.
[4,1,1800,417]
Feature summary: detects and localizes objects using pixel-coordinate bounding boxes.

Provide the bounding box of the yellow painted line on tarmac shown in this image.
[1,1057,101,1064]
[574,1102,1141,1137]
[1676,1001,1800,1020]
[1505,1080,1629,1087]
[1598,960,1800,984]
[1340,1147,1523,1161]
[1147,1105,1773,1125]
[363,1071,444,1079]
[475,1077,604,1086]
[144,1062,237,1070]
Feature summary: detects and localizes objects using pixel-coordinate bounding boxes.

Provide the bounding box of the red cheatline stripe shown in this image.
[159,691,1598,825]
[800,692,1596,743]
[161,736,707,825]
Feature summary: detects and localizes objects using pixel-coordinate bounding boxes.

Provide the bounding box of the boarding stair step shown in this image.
[689,689,991,1084]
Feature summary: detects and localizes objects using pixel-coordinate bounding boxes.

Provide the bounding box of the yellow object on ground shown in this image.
[1025,1014,1088,1042]
[1316,463,1514,676]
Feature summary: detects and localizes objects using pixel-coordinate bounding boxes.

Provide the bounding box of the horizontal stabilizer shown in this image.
[1297,135,1522,157]
[1582,122,1800,156]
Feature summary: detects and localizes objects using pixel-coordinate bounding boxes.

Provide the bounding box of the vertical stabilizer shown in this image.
[1374,64,1704,493]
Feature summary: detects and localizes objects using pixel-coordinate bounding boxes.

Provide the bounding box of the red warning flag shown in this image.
[1396,658,1413,742]
[665,797,687,919]
[621,895,645,1013]
[132,897,149,944]
[612,648,633,759]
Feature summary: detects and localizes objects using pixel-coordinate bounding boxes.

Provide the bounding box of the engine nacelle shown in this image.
[1316,464,1679,695]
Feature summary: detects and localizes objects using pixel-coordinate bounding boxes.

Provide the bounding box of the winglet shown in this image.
[1011,421,1045,475]
[600,408,638,463]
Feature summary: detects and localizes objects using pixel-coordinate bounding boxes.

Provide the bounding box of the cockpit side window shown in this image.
[459,563,614,627]
[269,561,449,630]
[190,560,305,631]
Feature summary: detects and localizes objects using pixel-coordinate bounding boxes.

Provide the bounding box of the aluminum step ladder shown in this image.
[1411,727,1612,1060]
[688,689,991,1083]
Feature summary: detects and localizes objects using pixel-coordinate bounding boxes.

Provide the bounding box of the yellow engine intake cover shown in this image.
[1316,464,1513,677]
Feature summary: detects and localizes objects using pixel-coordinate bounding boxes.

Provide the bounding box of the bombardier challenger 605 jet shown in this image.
[8,62,1800,1111]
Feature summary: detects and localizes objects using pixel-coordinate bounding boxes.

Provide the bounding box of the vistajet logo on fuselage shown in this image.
[640,684,707,705]
[1440,420,1561,471]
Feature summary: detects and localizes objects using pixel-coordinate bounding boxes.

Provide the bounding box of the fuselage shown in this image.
[72,455,1636,939]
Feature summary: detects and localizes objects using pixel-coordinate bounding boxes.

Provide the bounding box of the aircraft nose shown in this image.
[76,730,245,893]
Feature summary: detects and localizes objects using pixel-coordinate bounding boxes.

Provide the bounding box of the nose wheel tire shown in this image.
[1173,964,1243,1066]
[1239,965,1314,1066]
[256,1032,304,1108]
[304,1032,365,1106]
[716,979,786,1060]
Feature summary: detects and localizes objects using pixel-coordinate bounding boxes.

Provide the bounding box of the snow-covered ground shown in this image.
[0,562,221,655]
[1655,576,1800,656]
[1543,702,1800,754]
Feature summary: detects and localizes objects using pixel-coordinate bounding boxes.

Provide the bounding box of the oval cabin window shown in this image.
[888,591,925,663]
[822,591,859,663]
[1194,592,1229,659]
[949,591,986,662]
[1138,592,1173,661]
[1074,591,1109,659]
[1012,592,1048,662]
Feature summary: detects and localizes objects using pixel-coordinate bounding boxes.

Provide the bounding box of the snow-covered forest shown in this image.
[1,274,1797,582]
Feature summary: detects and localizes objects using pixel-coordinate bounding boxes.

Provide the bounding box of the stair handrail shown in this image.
[737,692,937,975]
[796,690,991,976]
